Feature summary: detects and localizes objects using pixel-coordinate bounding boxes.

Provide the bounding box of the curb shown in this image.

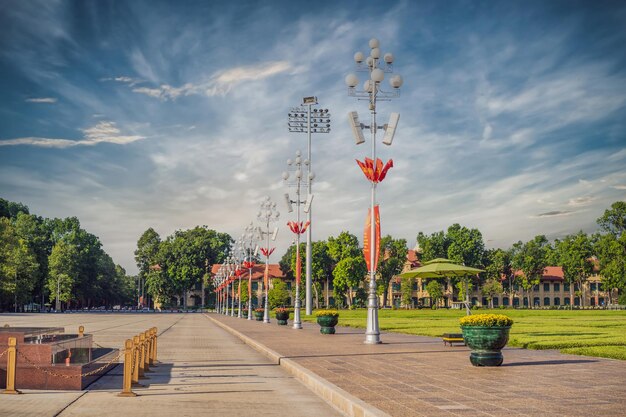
[205,314,391,417]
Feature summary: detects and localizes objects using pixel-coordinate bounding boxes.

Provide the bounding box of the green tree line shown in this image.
[0,198,135,311]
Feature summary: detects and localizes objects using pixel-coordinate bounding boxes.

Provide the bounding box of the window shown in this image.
[252,282,258,290]
[503,297,510,306]
[543,297,550,306]
[533,285,540,292]
[554,297,560,306]
[533,297,540,306]
[392,283,401,291]
[564,283,570,291]
[482,297,488,306]
[564,297,570,305]
[543,283,550,292]
[590,283,597,291]
[286,282,292,290]
[412,282,418,290]
[554,283,560,292]
[493,298,499,307]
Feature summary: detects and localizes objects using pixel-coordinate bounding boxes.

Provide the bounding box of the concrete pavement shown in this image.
[0,313,342,417]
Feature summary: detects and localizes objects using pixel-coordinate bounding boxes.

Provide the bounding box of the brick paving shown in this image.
[209,313,626,417]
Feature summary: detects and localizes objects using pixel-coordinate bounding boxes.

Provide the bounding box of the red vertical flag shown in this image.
[363,205,381,272]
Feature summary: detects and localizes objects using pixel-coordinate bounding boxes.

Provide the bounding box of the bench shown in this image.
[442,333,465,346]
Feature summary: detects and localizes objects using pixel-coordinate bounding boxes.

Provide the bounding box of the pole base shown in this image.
[292,323,302,329]
[117,391,137,397]
[3,389,21,395]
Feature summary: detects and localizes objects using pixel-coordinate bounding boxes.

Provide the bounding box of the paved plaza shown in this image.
[1,312,625,417]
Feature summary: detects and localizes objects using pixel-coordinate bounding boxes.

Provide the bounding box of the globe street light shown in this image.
[283,150,313,329]
[288,97,331,315]
[257,196,279,323]
[346,38,403,344]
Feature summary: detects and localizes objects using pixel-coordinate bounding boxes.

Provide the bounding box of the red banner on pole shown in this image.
[296,252,302,286]
[363,205,381,272]
[264,263,269,288]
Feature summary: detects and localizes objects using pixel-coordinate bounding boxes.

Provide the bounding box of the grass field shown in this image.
[301,308,626,360]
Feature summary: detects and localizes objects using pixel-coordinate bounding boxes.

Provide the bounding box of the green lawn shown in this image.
[301,309,626,360]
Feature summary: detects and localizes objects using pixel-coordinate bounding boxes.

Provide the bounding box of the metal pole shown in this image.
[248,246,253,320]
[263,222,271,323]
[305,103,313,315]
[238,272,242,318]
[293,175,303,329]
[56,276,60,312]
[364,84,381,345]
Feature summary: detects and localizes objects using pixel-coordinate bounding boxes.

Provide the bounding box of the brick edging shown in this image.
[204,314,391,417]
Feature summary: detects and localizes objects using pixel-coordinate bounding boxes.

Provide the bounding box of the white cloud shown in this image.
[114,61,293,101]
[25,97,57,103]
[0,121,145,148]
[568,196,594,206]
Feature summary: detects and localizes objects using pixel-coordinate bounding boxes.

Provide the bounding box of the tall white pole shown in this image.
[263,223,270,323]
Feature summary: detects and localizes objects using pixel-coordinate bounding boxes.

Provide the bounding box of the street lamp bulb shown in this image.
[309,172,316,180]
[295,169,302,179]
[354,51,364,63]
[369,38,379,49]
[363,79,373,93]
[266,210,272,217]
[390,74,403,88]
[370,47,380,59]
[384,52,394,64]
[345,73,359,88]
[272,202,277,208]
[295,156,301,164]
[371,68,384,82]
[282,171,289,180]
[287,158,292,165]
[303,158,309,166]
[295,150,301,157]
[366,56,374,68]
[275,211,280,218]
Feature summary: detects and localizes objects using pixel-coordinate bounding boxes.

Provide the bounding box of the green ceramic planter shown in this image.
[275,311,290,325]
[316,315,339,334]
[461,326,511,366]
[254,311,264,321]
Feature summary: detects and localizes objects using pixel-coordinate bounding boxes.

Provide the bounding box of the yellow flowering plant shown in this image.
[459,314,513,327]
[314,309,339,317]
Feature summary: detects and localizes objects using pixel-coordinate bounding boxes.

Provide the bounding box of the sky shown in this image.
[1,0,625,275]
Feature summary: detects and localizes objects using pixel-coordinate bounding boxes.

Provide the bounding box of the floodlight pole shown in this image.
[288,98,331,314]
[346,38,403,344]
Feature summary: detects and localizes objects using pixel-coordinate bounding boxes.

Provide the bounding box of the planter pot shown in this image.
[461,326,511,366]
[254,311,264,321]
[316,315,339,334]
[275,312,290,325]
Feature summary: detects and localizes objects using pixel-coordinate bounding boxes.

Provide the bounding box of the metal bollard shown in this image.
[117,339,137,397]
[78,325,84,337]
[4,337,21,394]
[149,328,156,366]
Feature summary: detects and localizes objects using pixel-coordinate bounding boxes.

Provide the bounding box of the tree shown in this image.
[512,235,549,308]
[593,232,626,304]
[0,198,29,219]
[0,218,38,311]
[481,278,503,308]
[47,240,79,309]
[377,236,408,307]
[332,256,367,307]
[416,231,449,262]
[553,232,594,307]
[597,201,626,236]
[485,248,514,305]
[424,279,443,308]
[268,278,290,308]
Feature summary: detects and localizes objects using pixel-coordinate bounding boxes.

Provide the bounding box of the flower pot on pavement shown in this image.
[315,310,339,334]
[460,314,513,367]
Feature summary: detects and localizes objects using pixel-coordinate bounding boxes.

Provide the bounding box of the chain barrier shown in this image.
[16,349,123,379]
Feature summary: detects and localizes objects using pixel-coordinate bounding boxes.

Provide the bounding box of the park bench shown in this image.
[442,333,465,346]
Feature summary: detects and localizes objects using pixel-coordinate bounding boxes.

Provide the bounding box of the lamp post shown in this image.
[283,150,312,329]
[228,254,236,317]
[236,238,244,318]
[345,38,403,344]
[257,196,279,323]
[288,98,331,315]
[243,223,258,320]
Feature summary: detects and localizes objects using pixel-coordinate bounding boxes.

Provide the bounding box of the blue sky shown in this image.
[1,0,625,274]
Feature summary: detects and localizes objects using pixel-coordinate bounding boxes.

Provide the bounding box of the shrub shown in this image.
[254,308,264,313]
[460,314,513,327]
[274,307,290,314]
[315,309,339,317]
[431,305,437,310]
[619,293,626,305]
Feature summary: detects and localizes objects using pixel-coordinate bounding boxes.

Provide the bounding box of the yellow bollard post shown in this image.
[117,339,137,397]
[149,328,156,366]
[153,327,158,364]
[4,337,21,394]
[132,336,143,386]
[78,325,84,337]
[142,332,152,373]
[138,334,148,379]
